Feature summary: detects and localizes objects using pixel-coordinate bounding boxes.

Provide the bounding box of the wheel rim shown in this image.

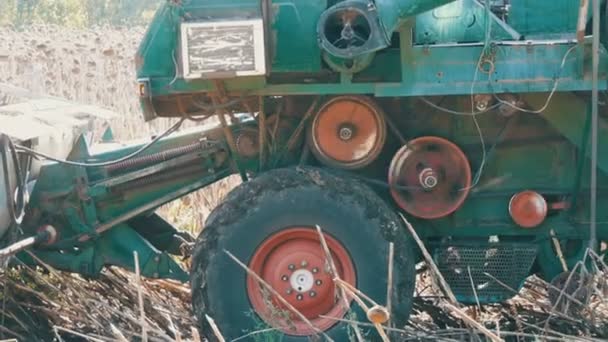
[247,227,356,336]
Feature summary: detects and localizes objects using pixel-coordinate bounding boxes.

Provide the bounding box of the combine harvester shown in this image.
[2,0,608,339]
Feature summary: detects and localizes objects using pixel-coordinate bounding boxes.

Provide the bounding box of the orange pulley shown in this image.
[388,136,472,219]
[308,96,386,169]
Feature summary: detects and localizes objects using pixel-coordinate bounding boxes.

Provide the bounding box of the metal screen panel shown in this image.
[435,242,538,303]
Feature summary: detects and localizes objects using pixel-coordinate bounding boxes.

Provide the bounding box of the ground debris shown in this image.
[408,271,608,341]
[0,260,194,341]
[1,255,606,341]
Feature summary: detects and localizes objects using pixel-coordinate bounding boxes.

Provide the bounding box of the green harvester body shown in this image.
[2,0,608,307]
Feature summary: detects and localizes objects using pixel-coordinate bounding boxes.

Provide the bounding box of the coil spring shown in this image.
[111,163,206,193]
[105,142,201,174]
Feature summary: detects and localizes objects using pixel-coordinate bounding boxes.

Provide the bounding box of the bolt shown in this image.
[312,267,319,273]
[310,291,317,298]
[286,289,293,295]
[281,275,288,281]
[288,264,295,271]
[423,175,437,188]
[296,294,303,301]
[338,126,354,141]
[301,260,308,268]
[316,279,323,286]
[419,168,438,190]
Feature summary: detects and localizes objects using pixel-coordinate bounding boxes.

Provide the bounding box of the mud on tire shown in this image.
[190,166,415,341]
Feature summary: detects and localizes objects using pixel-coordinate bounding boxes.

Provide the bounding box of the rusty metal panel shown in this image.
[180,19,266,79]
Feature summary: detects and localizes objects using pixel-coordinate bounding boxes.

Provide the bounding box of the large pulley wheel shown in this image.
[389,136,472,219]
[308,96,386,169]
[190,167,415,340]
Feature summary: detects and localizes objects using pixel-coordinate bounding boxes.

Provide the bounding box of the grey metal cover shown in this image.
[0,96,116,179]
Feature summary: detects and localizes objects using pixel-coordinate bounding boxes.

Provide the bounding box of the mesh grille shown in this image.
[434,242,538,303]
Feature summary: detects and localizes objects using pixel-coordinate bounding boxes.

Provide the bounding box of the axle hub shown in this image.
[247,227,355,336]
[419,167,439,189]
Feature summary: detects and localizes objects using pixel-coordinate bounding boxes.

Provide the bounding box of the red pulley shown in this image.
[388,136,472,219]
[308,96,386,169]
[509,191,547,228]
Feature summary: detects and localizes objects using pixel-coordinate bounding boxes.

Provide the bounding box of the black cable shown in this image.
[326,168,428,192]
[15,118,186,168]
[191,96,246,112]
[0,134,25,226]
[420,97,500,116]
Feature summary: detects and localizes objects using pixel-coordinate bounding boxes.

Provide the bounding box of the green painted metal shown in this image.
[375,0,460,38]
[137,0,607,103]
[414,0,521,44]
[18,120,273,281]
[271,0,327,72]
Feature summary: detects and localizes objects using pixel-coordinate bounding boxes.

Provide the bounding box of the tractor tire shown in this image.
[190,166,415,341]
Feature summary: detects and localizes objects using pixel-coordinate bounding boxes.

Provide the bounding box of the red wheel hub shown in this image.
[247,228,356,336]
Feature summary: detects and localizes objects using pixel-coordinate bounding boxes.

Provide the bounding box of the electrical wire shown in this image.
[420,6,576,192]
[191,96,246,112]
[461,1,493,191]
[327,168,431,192]
[490,45,578,114]
[419,97,501,116]
[168,49,179,87]
[15,118,186,168]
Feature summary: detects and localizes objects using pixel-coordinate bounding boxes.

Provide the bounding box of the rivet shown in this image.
[288,264,295,270]
[281,275,288,281]
[154,256,160,262]
[286,289,293,295]
[301,260,308,267]
[296,294,303,301]
[315,279,322,286]
[312,267,319,273]
[310,291,316,297]
[153,272,159,278]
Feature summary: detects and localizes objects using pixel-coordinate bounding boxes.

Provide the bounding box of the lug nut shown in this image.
[288,264,295,270]
[310,291,316,298]
[301,260,308,267]
[296,294,303,301]
[312,267,319,273]
[281,275,288,281]
[315,279,322,286]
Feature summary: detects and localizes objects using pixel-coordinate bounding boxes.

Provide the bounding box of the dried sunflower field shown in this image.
[0,24,237,341]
